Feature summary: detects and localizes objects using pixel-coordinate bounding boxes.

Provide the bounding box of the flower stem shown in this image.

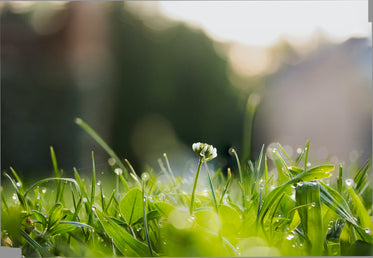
[190,156,204,215]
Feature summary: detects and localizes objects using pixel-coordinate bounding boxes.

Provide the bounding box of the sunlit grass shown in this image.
[1,118,372,257]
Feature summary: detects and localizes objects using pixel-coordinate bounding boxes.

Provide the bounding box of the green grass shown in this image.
[1,118,372,257]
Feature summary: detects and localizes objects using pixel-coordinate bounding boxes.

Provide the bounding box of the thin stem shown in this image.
[190,156,204,215]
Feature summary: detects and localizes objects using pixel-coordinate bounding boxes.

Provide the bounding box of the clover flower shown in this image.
[192,142,217,162]
[190,142,217,214]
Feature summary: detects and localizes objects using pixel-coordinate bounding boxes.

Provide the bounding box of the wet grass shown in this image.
[1,118,372,257]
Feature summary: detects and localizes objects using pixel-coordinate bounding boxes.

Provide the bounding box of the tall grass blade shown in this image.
[142,180,153,256]
[75,118,130,187]
[207,172,218,213]
[304,140,310,173]
[230,148,245,209]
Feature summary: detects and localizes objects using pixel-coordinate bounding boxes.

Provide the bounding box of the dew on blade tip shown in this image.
[114,168,123,175]
[345,179,353,186]
[141,172,150,181]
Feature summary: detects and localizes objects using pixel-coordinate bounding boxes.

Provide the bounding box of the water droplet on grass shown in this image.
[292,245,295,248]
[42,188,47,194]
[286,234,295,240]
[91,207,96,211]
[141,172,150,181]
[345,179,353,186]
[16,182,21,187]
[311,203,316,207]
[312,182,317,186]
[307,162,311,167]
[108,158,116,166]
[297,182,303,187]
[82,198,88,203]
[296,148,302,154]
[365,228,371,234]
[291,184,296,189]
[143,197,147,202]
[12,193,17,200]
[97,181,101,186]
[114,168,123,175]
[137,228,142,232]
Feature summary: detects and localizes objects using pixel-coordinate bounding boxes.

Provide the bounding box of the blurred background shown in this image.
[1,1,371,179]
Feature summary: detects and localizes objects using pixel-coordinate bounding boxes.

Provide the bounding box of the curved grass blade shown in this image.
[230,148,245,209]
[3,172,26,208]
[259,165,333,223]
[20,229,52,257]
[75,118,130,190]
[24,178,80,200]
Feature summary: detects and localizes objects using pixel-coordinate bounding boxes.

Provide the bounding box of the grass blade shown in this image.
[142,180,153,256]
[20,229,52,257]
[230,148,245,209]
[296,181,324,255]
[75,118,130,189]
[207,172,218,213]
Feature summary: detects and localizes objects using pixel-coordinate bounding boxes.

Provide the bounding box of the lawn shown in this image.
[1,118,372,257]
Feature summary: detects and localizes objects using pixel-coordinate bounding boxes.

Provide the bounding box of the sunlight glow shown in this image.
[159,1,370,47]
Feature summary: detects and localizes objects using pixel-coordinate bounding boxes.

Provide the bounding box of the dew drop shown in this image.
[291,184,296,189]
[141,172,150,181]
[12,193,17,200]
[108,158,116,166]
[42,188,47,194]
[286,234,295,240]
[299,243,303,247]
[91,207,96,211]
[82,197,88,203]
[345,179,353,186]
[137,228,142,232]
[307,162,311,167]
[16,182,21,187]
[292,245,295,248]
[259,184,264,190]
[118,214,121,217]
[143,197,147,202]
[236,246,240,250]
[311,203,316,207]
[101,171,105,175]
[312,182,317,186]
[97,180,101,186]
[297,182,304,187]
[296,148,302,154]
[272,148,277,153]
[365,228,371,234]
[114,168,123,175]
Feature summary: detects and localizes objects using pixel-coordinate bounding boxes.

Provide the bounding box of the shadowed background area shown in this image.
[1,1,371,179]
